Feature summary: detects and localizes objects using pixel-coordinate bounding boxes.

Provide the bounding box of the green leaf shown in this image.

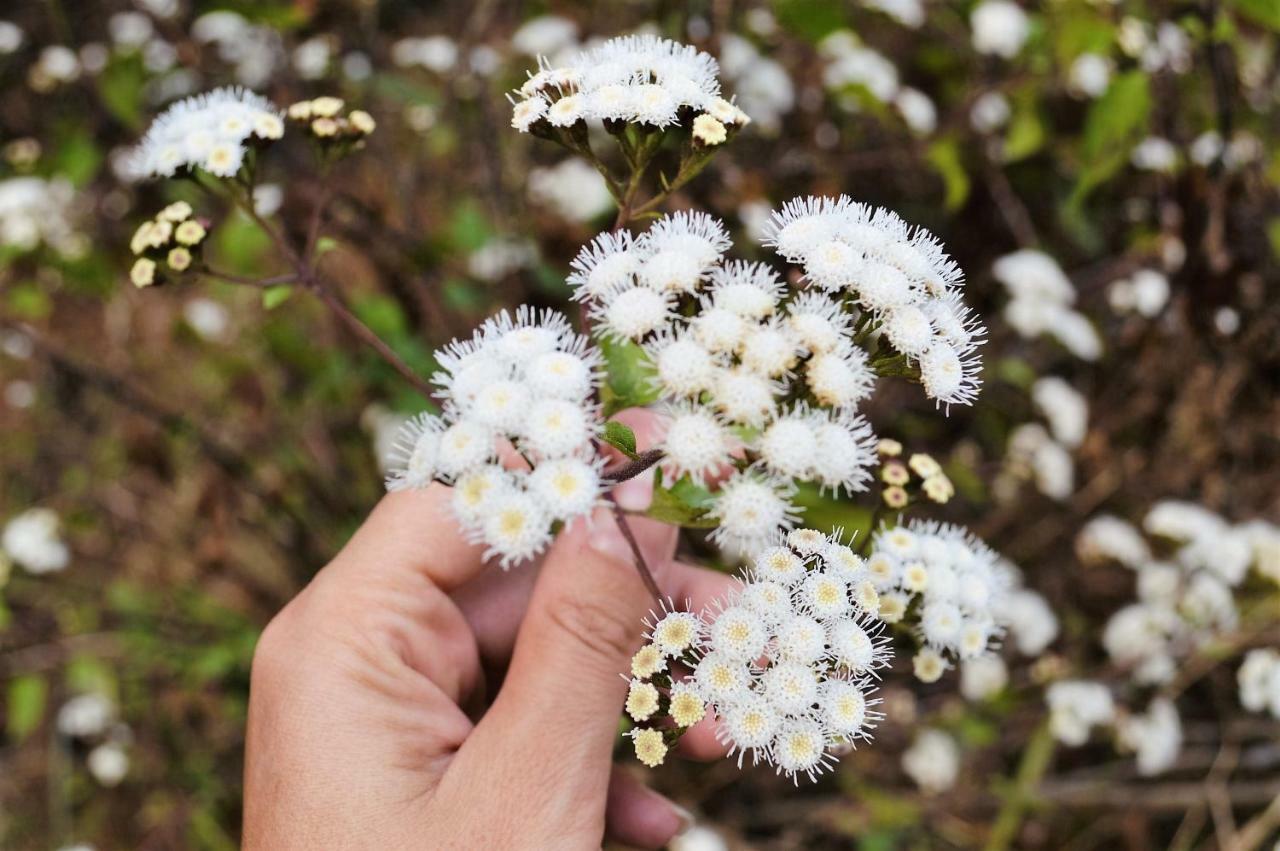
[926,138,970,211]
[97,55,146,129]
[774,0,847,40]
[600,337,659,416]
[261,286,293,310]
[7,675,47,741]
[50,126,102,188]
[646,471,720,529]
[1072,71,1151,204]
[602,420,638,459]
[1232,0,1280,31]
[1003,95,1047,163]
[1266,218,1280,260]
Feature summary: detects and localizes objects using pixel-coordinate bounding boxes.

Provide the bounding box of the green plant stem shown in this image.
[984,722,1056,851]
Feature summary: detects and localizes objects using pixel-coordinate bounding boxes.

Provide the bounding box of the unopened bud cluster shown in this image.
[129,201,208,288]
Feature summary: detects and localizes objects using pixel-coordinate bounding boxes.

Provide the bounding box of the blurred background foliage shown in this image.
[0,0,1277,848]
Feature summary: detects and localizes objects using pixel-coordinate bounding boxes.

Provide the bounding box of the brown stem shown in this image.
[606,494,663,607]
[603,448,665,484]
[311,285,435,399]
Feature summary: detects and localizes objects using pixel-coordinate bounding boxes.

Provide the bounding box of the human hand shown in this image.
[243,450,733,848]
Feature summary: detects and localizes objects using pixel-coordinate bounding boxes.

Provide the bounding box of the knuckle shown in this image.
[542,588,639,672]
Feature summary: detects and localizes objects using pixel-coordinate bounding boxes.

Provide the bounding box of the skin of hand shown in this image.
[243,415,734,849]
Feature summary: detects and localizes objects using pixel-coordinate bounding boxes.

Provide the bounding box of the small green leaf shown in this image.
[1072,71,1151,204]
[926,138,971,211]
[646,472,720,529]
[7,675,47,741]
[1232,0,1280,31]
[262,286,293,310]
[1003,95,1047,163]
[602,421,638,459]
[600,337,659,416]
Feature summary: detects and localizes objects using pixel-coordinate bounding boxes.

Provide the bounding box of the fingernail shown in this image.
[613,468,655,512]
[670,804,695,838]
[588,512,634,564]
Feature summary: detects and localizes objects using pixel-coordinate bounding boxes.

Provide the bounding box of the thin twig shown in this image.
[606,494,663,607]
[604,449,665,484]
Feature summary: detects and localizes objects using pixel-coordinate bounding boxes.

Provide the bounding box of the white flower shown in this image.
[127,87,283,179]
[692,306,751,355]
[567,231,638,299]
[786,292,850,355]
[1238,649,1280,718]
[970,92,1011,133]
[595,286,675,341]
[450,465,514,528]
[970,0,1030,59]
[960,655,1009,701]
[56,694,114,738]
[756,410,821,479]
[520,398,596,459]
[527,157,613,223]
[902,729,960,793]
[709,605,770,661]
[993,250,1075,305]
[88,742,130,787]
[479,489,552,568]
[709,473,800,553]
[1075,515,1151,567]
[528,457,603,520]
[894,87,937,135]
[384,412,446,491]
[523,347,600,402]
[1109,269,1170,318]
[863,0,925,28]
[435,419,497,480]
[1047,680,1115,746]
[708,261,785,320]
[658,405,735,486]
[711,366,780,426]
[806,348,875,410]
[1131,136,1178,172]
[1002,585,1058,654]
[771,717,830,781]
[810,410,878,495]
[648,610,704,657]
[1031,377,1088,448]
[3,508,70,574]
[1117,698,1182,776]
[650,332,721,399]
[1068,53,1112,100]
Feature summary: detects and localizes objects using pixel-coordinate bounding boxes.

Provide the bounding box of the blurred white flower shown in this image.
[895,87,937,135]
[863,0,925,28]
[183,298,232,342]
[527,158,613,223]
[970,91,1011,134]
[88,742,130,786]
[1031,376,1088,448]
[961,654,1009,701]
[970,1,1030,59]
[1047,680,1115,746]
[1131,136,1178,172]
[3,507,70,574]
[511,15,579,58]
[902,729,960,793]
[1117,698,1181,775]
[57,694,114,738]
[1068,53,1112,98]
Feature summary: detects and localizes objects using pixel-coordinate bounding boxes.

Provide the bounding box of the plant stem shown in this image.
[984,722,1056,851]
[606,494,663,607]
[603,448,665,484]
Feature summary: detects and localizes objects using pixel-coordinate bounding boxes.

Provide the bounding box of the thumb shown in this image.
[438,508,659,843]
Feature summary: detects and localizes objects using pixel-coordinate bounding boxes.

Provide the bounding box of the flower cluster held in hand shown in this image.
[627,529,891,781]
[385,308,606,567]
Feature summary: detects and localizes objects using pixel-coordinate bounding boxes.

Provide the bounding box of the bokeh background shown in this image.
[1,1,1278,849]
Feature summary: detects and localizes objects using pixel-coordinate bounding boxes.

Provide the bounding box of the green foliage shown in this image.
[6,675,47,741]
[773,0,847,40]
[645,469,720,529]
[1073,71,1152,204]
[927,137,972,211]
[600,337,659,416]
[602,420,638,458]
[1231,0,1280,31]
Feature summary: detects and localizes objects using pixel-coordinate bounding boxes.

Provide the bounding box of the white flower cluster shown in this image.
[1047,681,1183,776]
[1108,269,1170,318]
[627,529,892,782]
[764,196,985,407]
[817,31,936,134]
[1076,504,1280,686]
[866,521,1012,680]
[509,34,749,136]
[717,34,794,135]
[958,567,1060,702]
[901,728,960,793]
[527,157,614,223]
[970,0,1030,59]
[1238,649,1280,719]
[384,308,606,567]
[0,177,83,257]
[993,249,1102,361]
[127,87,284,180]
[2,507,70,574]
[569,209,888,553]
[999,376,1088,503]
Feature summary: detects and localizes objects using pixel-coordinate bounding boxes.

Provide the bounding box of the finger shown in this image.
[605,766,691,848]
[438,510,661,837]
[334,485,489,592]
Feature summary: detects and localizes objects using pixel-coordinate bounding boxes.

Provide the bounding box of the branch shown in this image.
[606,493,663,607]
[603,448,664,484]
